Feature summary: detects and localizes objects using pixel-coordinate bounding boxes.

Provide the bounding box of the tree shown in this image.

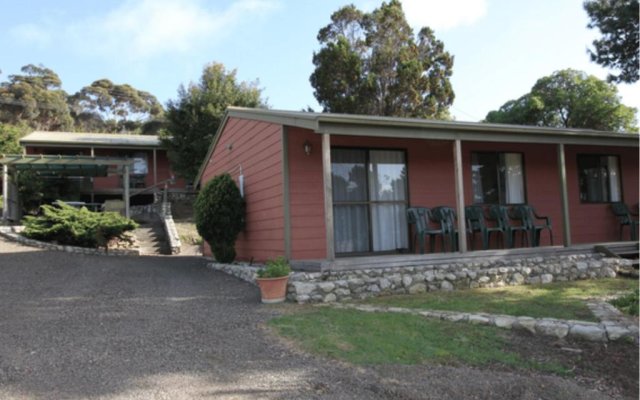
[194,173,245,263]
[310,0,454,119]
[584,0,639,83]
[0,123,28,154]
[69,79,164,133]
[161,62,266,182]
[485,69,637,132]
[0,64,73,131]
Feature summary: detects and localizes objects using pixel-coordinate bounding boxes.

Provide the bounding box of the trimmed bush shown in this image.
[23,201,138,248]
[194,173,245,263]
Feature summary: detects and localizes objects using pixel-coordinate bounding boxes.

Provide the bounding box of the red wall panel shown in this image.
[200,117,285,262]
[565,145,639,243]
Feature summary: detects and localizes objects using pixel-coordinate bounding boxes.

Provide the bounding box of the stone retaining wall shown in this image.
[330,303,638,342]
[208,253,632,304]
[0,227,140,256]
[158,203,181,255]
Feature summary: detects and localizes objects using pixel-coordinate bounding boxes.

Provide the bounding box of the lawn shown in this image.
[359,278,637,322]
[270,307,568,374]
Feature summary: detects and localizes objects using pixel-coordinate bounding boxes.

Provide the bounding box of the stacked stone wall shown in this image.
[208,253,631,304]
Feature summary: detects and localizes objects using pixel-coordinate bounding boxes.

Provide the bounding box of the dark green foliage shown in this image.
[584,0,639,83]
[23,201,138,248]
[15,170,45,215]
[257,256,291,278]
[0,64,73,131]
[310,0,454,119]
[210,244,236,264]
[161,62,267,182]
[0,122,28,154]
[610,288,639,316]
[1,64,163,133]
[194,173,245,263]
[68,79,164,133]
[485,69,637,132]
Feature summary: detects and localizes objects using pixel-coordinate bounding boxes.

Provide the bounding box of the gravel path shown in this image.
[0,237,617,399]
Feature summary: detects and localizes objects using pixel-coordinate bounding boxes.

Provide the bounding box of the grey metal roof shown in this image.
[20,131,161,148]
[226,107,639,141]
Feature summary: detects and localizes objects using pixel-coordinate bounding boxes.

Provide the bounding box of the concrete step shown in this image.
[133,214,170,256]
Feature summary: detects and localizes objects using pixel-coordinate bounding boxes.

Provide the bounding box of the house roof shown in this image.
[20,131,161,149]
[194,107,640,185]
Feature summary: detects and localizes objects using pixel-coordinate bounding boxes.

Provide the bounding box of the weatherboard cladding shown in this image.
[194,107,638,187]
[200,117,284,261]
[200,108,639,262]
[565,145,639,244]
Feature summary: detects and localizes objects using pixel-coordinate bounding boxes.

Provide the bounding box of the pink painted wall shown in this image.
[286,130,639,260]
[287,128,326,260]
[200,117,285,262]
[565,145,639,243]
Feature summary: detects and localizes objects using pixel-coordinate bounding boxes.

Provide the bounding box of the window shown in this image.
[577,155,621,203]
[331,148,408,254]
[471,152,525,204]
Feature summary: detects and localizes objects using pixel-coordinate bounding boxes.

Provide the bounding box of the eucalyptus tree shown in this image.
[0,64,73,131]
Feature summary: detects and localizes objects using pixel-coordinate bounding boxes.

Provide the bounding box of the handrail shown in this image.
[129,177,175,198]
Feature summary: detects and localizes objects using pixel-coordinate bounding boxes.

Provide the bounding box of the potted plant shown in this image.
[256,257,291,304]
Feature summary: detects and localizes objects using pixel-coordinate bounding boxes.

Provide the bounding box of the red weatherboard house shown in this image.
[19,131,187,204]
[196,108,639,269]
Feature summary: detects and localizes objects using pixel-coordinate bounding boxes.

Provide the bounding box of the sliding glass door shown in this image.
[331,148,408,255]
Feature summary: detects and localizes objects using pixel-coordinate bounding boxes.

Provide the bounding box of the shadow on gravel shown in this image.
[0,246,633,400]
[0,250,348,399]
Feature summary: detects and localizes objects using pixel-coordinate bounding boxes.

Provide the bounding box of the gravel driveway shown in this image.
[0,237,616,400]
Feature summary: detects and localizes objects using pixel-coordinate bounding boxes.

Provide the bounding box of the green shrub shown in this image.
[610,288,639,316]
[194,173,245,263]
[257,256,291,278]
[23,201,138,248]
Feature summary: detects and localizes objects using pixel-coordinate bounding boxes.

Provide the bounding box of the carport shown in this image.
[1,154,135,221]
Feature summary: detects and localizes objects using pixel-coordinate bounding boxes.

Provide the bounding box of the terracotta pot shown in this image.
[256,275,289,304]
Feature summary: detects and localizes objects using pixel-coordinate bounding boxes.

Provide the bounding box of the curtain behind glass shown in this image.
[607,156,621,202]
[368,150,408,251]
[503,153,524,204]
[332,149,369,253]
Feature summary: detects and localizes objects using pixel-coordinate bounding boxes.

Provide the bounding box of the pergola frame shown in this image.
[0,154,135,221]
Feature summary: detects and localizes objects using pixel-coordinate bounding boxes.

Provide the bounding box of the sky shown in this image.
[1,0,638,123]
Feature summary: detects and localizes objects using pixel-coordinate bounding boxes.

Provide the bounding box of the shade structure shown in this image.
[0,154,135,221]
[0,154,134,177]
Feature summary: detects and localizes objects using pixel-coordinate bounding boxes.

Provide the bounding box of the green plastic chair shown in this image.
[611,203,639,241]
[510,205,553,247]
[465,205,503,250]
[431,206,459,252]
[488,205,528,248]
[407,207,445,254]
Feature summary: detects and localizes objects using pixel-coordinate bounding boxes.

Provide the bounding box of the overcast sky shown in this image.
[2,0,638,123]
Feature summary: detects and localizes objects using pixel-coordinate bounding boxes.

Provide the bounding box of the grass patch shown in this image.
[361,278,637,322]
[270,307,568,374]
[174,220,203,246]
[610,288,639,316]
